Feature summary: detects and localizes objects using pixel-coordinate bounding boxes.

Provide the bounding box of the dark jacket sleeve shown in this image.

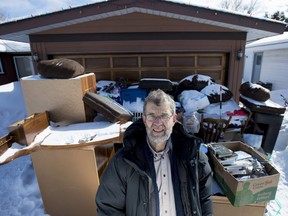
[96,152,126,216]
[198,150,214,216]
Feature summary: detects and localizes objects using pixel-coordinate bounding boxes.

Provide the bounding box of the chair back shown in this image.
[200,116,231,143]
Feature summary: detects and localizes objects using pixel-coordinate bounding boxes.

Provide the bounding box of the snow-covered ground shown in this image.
[0,81,287,215]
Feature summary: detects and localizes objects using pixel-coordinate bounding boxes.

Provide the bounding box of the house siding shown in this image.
[261,49,288,90]
[0,54,18,85]
[244,33,288,91]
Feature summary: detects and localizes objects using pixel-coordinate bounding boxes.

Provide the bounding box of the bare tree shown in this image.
[219,0,258,15]
[0,10,7,23]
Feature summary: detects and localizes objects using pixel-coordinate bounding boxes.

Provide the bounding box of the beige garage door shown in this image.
[54,53,227,84]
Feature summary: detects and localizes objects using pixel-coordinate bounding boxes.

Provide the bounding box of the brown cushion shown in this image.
[37,58,85,79]
[239,81,270,102]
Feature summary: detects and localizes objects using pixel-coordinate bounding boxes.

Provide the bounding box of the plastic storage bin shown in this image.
[120,88,148,104]
[120,88,148,113]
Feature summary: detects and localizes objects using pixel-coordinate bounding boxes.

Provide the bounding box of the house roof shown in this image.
[0,0,286,43]
[246,32,288,50]
[0,39,31,53]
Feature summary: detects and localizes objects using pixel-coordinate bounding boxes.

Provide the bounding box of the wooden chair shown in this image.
[199,116,232,143]
[240,111,253,134]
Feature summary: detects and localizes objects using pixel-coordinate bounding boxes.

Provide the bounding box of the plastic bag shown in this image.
[242,133,263,149]
[183,111,201,134]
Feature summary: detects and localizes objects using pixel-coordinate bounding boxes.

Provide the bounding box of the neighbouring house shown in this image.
[0,0,286,99]
[243,32,288,91]
[0,39,35,85]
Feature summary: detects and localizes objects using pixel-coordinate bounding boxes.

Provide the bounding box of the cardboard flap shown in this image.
[0,135,14,155]
[8,112,50,146]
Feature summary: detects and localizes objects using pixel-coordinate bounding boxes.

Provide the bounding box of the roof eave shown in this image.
[0,0,286,43]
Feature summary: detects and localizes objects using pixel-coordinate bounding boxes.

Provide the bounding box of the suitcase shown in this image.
[139,78,177,92]
[83,92,133,123]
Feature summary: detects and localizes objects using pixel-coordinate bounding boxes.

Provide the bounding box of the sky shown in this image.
[0,0,288,22]
[0,78,288,215]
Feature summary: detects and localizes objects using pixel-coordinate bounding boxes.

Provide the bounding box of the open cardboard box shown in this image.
[209,141,280,207]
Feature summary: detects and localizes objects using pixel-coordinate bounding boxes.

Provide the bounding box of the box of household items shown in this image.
[208,141,280,207]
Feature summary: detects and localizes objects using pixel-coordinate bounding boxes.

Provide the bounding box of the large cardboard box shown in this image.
[212,195,266,216]
[21,73,96,124]
[209,141,280,207]
[31,143,114,216]
[32,147,100,216]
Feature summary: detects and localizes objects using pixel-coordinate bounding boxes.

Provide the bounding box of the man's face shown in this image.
[143,101,176,148]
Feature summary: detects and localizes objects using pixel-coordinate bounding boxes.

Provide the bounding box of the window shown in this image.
[13,56,35,78]
[251,52,263,83]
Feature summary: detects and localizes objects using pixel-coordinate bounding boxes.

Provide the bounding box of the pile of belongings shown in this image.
[176,74,247,129]
[96,78,128,104]
[95,74,249,129]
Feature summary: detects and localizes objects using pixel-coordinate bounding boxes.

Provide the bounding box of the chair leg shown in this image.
[241,112,253,134]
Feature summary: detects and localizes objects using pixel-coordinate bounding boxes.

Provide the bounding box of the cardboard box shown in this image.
[212,195,266,216]
[32,143,114,216]
[209,141,280,207]
[21,73,96,124]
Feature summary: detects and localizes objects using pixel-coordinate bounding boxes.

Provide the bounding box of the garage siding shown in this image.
[260,49,288,90]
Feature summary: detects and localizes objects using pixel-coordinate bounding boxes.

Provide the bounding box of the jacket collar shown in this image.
[123,119,200,161]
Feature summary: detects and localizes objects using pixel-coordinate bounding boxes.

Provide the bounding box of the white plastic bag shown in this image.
[242,134,263,149]
[178,90,210,112]
[183,111,201,134]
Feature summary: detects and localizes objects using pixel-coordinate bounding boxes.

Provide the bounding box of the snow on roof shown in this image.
[1,0,285,43]
[246,32,288,49]
[0,39,30,53]
[167,0,287,23]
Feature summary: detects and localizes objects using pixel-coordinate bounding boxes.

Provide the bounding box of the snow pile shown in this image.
[0,82,27,137]
[40,122,120,145]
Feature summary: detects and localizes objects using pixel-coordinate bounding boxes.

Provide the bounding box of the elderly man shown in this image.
[96,89,213,216]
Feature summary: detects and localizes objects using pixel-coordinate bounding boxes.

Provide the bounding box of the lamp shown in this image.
[237,48,243,60]
[32,52,40,62]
